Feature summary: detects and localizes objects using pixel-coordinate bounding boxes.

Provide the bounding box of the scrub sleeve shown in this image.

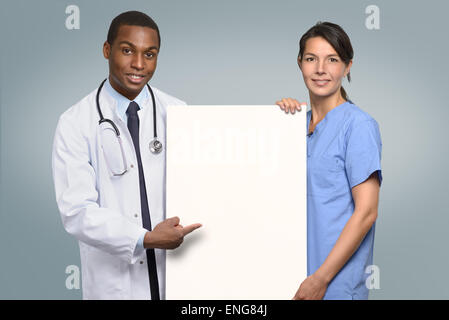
[345,119,383,188]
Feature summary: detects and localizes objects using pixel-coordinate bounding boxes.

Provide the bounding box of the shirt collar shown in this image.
[104,78,149,122]
[307,101,350,134]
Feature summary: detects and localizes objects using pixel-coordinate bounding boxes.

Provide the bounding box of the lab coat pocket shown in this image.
[85,246,125,299]
[99,122,128,177]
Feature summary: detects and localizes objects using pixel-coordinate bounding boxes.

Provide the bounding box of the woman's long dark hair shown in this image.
[298,22,354,102]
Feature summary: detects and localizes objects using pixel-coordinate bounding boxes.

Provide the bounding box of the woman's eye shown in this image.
[330,58,338,62]
[306,57,314,62]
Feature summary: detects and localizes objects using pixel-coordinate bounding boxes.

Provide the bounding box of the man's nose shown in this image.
[131,54,144,70]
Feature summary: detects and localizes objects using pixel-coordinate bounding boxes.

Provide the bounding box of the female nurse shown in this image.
[276,22,382,300]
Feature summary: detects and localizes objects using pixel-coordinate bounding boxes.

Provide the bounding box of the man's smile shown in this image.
[126,73,146,84]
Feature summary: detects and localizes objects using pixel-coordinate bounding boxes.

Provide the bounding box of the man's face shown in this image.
[103,25,159,100]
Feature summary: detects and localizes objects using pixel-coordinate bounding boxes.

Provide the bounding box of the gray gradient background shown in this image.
[0,0,447,299]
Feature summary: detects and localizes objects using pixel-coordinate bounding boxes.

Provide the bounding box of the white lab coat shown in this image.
[52,85,186,299]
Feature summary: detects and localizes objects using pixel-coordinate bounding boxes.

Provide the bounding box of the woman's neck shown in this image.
[309,93,346,127]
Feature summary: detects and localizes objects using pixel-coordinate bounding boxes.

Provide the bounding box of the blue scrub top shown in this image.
[306,101,382,300]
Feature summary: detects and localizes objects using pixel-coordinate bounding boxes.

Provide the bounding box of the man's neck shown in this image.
[108,75,141,101]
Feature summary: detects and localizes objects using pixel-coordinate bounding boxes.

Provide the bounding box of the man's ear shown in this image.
[103,41,111,59]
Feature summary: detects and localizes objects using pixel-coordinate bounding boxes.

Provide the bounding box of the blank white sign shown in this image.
[166,106,306,299]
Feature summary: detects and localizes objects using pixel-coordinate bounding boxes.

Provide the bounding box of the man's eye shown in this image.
[145,52,155,58]
[122,48,132,54]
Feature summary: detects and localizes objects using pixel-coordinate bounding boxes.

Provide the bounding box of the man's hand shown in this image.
[275,98,306,114]
[144,216,202,249]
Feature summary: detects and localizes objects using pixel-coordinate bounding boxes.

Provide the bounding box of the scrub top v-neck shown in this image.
[306,101,382,300]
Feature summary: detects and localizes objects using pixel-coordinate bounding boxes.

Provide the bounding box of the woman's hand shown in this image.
[275,98,306,114]
[292,273,329,300]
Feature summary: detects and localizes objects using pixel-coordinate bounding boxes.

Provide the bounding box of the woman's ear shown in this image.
[344,59,353,77]
[297,56,302,71]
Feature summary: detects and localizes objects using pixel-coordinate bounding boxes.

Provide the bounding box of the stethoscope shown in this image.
[96,79,163,154]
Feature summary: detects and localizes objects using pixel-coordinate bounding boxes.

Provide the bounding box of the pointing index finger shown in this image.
[182,223,202,236]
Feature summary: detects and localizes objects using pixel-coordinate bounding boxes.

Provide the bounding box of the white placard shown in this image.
[166,106,307,300]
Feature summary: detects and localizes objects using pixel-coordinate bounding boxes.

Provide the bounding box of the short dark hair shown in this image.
[107,11,161,47]
[298,22,353,101]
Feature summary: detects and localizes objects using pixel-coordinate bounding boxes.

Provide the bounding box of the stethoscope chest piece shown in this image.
[150,138,163,154]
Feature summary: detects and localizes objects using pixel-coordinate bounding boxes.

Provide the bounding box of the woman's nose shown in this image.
[316,60,326,74]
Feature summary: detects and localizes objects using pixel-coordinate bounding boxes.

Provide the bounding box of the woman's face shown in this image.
[298,36,352,101]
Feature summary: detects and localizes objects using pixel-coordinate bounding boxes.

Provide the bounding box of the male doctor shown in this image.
[52,11,201,300]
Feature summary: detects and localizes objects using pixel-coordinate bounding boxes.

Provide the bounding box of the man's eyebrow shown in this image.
[118,41,158,51]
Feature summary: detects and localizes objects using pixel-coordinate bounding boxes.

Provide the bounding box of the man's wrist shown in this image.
[143,231,153,249]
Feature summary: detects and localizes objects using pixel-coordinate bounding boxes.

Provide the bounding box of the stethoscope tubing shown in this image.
[96,79,161,153]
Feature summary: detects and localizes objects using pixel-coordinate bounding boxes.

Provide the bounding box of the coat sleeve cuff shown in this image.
[130,229,149,264]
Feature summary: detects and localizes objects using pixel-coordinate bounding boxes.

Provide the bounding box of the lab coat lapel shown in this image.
[99,86,137,165]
